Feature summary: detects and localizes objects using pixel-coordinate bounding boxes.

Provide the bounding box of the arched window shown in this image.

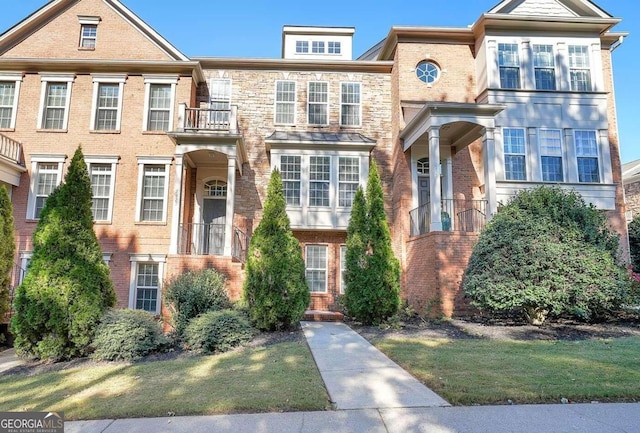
[204,180,227,198]
[417,157,429,175]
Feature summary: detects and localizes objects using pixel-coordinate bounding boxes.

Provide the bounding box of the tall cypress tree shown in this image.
[11,147,116,360]
[344,161,400,324]
[0,185,14,320]
[243,169,310,330]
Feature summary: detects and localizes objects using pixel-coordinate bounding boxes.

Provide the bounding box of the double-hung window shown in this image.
[309,156,330,207]
[210,79,232,127]
[340,82,361,127]
[143,76,177,132]
[574,130,600,182]
[0,73,21,129]
[308,82,328,125]
[136,157,171,223]
[91,75,125,131]
[498,43,521,89]
[27,155,65,219]
[280,155,301,206]
[80,24,97,49]
[305,245,327,293]
[533,45,556,90]
[275,80,296,125]
[38,74,74,130]
[338,157,359,207]
[503,128,526,181]
[569,45,592,91]
[129,254,166,315]
[539,129,563,182]
[312,41,325,54]
[87,156,118,222]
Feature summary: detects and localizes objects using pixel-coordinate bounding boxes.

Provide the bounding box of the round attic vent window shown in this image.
[416,61,440,84]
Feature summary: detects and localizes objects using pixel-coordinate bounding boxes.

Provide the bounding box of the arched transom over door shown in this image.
[201,180,227,255]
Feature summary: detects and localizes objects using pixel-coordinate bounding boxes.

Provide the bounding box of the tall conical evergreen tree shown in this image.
[344,161,400,324]
[11,147,116,360]
[0,185,15,319]
[243,169,310,330]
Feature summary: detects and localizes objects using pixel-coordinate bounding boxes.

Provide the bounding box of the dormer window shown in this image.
[296,41,309,53]
[312,41,325,54]
[328,42,341,54]
[78,16,100,50]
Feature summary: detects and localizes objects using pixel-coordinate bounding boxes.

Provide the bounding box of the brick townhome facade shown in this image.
[0,0,629,319]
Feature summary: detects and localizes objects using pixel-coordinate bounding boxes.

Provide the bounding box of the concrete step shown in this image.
[303,310,344,322]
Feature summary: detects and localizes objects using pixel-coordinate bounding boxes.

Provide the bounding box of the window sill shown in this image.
[135,221,168,226]
[25,219,39,223]
[0,128,15,133]
[94,220,113,225]
[310,292,329,296]
[90,130,121,134]
[36,129,68,133]
[78,47,96,51]
[142,130,168,135]
[339,125,362,129]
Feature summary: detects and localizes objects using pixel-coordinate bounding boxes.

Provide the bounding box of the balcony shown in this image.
[410,199,487,237]
[0,133,22,165]
[175,104,240,134]
[178,223,250,263]
[0,133,26,187]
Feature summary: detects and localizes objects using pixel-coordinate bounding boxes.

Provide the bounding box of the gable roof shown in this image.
[488,0,611,18]
[0,0,189,61]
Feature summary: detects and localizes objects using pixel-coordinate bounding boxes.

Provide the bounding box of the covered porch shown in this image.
[168,104,249,262]
[400,101,504,236]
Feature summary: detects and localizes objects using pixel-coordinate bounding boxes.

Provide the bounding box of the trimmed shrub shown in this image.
[243,169,310,331]
[463,187,636,324]
[0,185,14,319]
[91,309,169,361]
[184,309,254,354]
[344,161,400,325]
[11,147,116,360]
[163,268,230,337]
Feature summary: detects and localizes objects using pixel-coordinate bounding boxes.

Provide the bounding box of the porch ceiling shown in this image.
[400,101,505,152]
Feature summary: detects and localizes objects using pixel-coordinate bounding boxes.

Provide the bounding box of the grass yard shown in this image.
[0,341,329,420]
[375,336,640,405]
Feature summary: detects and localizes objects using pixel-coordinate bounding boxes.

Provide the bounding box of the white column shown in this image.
[599,129,613,184]
[590,43,604,92]
[483,128,498,217]
[528,127,541,182]
[487,40,500,89]
[565,128,578,183]
[428,127,442,232]
[169,154,184,255]
[556,42,569,91]
[521,41,534,89]
[224,157,236,257]
[177,103,187,131]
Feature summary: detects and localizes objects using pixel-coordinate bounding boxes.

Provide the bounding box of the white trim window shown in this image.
[498,43,521,89]
[574,130,600,183]
[533,44,556,90]
[305,245,328,293]
[210,79,232,127]
[568,45,592,92]
[142,76,177,132]
[308,81,328,125]
[27,154,66,219]
[90,75,125,131]
[274,80,296,125]
[295,41,309,53]
[135,157,171,222]
[309,156,330,207]
[78,16,100,49]
[503,128,526,181]
[338,157,359,207]
[328,42,341,54]
[129,254,166,315]
[340,245,346,294]
[539,129,564,182]
[340,82,361,127]
[87,156,118,222]
[312,41,325,54]
[38,74,75,130]
[280,155,301,206]
[0,73,21,129]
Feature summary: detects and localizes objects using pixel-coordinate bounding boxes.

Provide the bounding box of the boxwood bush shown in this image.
[91,309,169,361]
[163,268,230,337]
[184,309,254,354]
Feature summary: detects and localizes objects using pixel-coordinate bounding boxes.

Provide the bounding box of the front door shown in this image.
[418,176,430,233]
[202,198,226,255]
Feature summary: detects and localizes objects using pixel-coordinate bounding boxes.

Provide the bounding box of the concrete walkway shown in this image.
[301,321,449,410]
[0,348,24,373]
[66,404,640,433]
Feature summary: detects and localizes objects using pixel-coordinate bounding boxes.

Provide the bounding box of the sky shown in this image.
[1,0,639,163]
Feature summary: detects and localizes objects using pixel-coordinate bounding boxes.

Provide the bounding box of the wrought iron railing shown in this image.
[231,227,250,263]
[0,133,22,164]
[178,223,226,256]
[409,199,487,236]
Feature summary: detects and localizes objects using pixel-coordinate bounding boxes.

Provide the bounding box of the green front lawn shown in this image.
[0,341,329,420]
[375,336,640,405]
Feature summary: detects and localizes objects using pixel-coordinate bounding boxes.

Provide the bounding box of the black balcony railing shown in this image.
[178,223,226,256]
[409,199,487,236]
[231,227,250,263]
